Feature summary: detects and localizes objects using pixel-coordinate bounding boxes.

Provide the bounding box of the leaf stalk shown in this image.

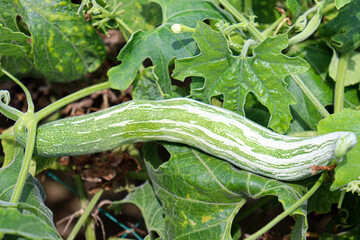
[218,0,265,42]
[0,67,34,112]
[240,39,256,57]
[290,73,330,118]
[10,114,37,203]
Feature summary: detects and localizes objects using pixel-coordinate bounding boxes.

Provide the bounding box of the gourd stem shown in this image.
[334,52,351,113]
[246,173,326,240]
[67,189,104,240]
[218,0,265,42]
[35,81,110,122]
[290,73,330,118]
[10,116,37,203]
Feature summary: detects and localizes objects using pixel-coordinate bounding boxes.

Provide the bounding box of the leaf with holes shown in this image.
[0,25,29,56]
[173,22,308,133]
[108,0,232,95]
[111,181,167,239]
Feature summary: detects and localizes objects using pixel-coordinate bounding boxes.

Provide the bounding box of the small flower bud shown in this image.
[171,24,182,34]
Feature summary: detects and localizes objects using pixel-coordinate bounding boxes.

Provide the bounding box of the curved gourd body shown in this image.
[14,98,357,180]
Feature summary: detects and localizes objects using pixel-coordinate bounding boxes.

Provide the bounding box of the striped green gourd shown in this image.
[14,98,357,180]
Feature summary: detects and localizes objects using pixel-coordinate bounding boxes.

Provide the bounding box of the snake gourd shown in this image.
[14,98,357,181]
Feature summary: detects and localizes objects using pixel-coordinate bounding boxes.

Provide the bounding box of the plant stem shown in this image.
[290,73,330,118]
[1,70,38,204]
[74,175,96,240]
[262,15,286,38]
[244,0,253,14]
[218,0,265,42]
[36,81,110,121]
[10,115,37,203]
[110,1,123,15]
[334,52,351,113]
[323,2,336,15]
[337,191,346,209]
[67,189,104,240]
[115,17,133,41]
[0,90,24,120]
[246,173,326,240]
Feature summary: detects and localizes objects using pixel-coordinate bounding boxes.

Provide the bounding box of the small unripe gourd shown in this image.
[14,98,357,181]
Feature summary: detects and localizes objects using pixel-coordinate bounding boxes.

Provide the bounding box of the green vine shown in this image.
[334,52,351,113]
[218,0,265,42]
[66,189,104,240]
[36,81,110,121]
[0,71,110,207]
[247,173,327,240]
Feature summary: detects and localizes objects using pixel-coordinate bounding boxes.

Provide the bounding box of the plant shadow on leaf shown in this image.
[108,0,233,96]
[172,38,197,50]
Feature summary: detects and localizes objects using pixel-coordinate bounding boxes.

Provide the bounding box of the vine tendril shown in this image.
[0,90,23,121]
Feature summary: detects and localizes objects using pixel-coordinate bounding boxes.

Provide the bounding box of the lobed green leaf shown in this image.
[110,181,167,239]
[173,22,309,133]
[108,0,232,96]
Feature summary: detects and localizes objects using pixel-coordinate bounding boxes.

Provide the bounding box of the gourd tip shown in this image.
[334,132,357,160]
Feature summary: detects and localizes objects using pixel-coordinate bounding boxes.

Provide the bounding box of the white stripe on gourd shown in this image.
[14,98,357,181]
